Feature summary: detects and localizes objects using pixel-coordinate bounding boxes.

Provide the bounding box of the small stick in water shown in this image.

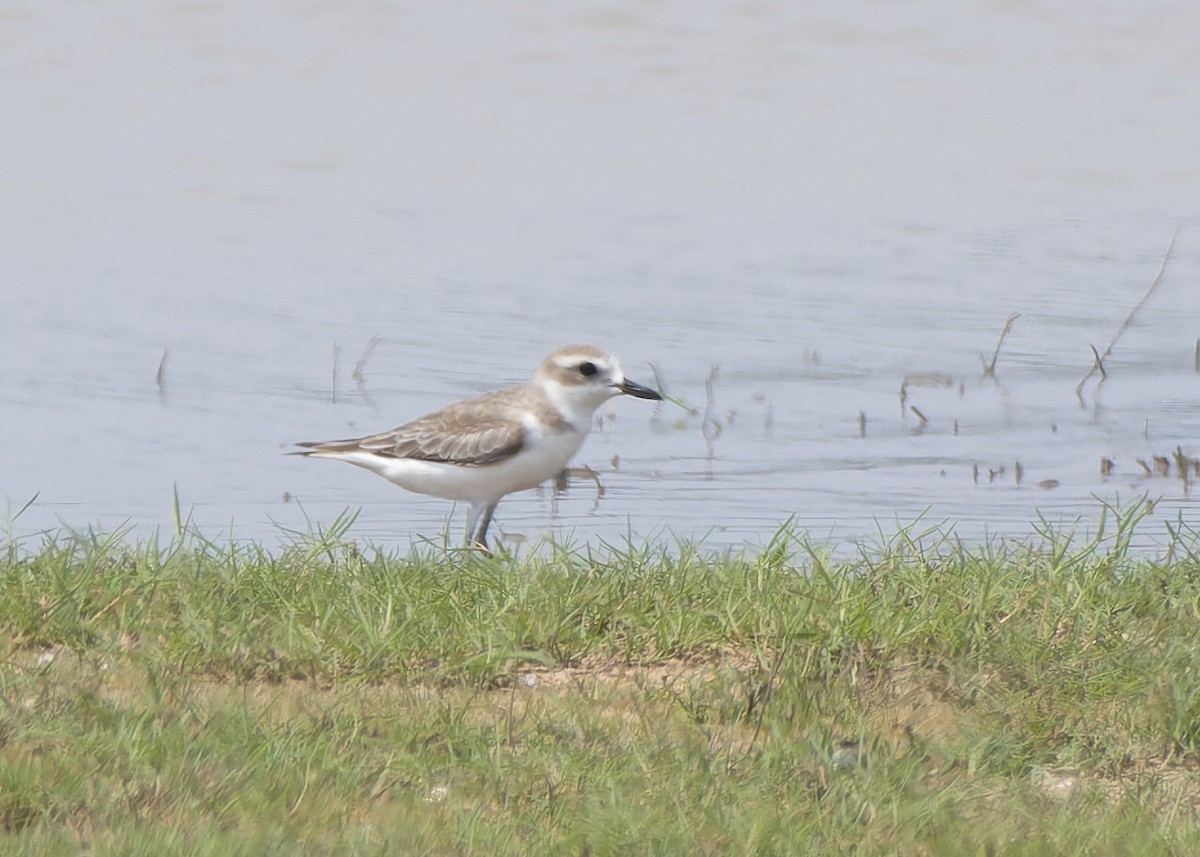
[980,312,1021,379]
[351,336,382,390]
[156,348,169,399]
[1173,446,1190,495]
[1088,345,1107,381]
[1075,225,1180,403]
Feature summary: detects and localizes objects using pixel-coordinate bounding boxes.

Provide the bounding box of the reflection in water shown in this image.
[1,1,1199,553]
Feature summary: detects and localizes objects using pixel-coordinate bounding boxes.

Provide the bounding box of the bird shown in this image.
[292,344,662,550]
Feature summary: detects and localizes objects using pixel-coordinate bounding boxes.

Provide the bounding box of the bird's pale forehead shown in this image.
[543,344,614,368]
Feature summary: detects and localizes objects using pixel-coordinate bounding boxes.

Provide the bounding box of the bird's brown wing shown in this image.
[294,387,530,466]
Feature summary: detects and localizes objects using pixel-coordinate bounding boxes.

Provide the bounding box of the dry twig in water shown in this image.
[1173,446,1191,496]
[981,312,1021,379]
[554,465,606,511]
[156,348,169,399]
[1075,225,1181,404]
[898,373,953,416]
[1088,345,1107,382]
[701,365,720,476]
[351,336,382,390]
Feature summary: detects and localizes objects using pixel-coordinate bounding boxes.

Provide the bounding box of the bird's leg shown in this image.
[464,503,482,547]
[471,501,498,554]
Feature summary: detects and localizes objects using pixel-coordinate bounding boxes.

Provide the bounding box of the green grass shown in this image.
[3,501,1200,855]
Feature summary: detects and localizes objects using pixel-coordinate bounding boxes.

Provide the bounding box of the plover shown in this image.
[293,344,661,549]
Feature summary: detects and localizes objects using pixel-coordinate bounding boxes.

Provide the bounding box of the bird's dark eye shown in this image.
[578,361,598,377]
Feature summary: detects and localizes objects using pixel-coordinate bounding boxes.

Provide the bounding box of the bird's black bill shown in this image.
[618,378,662,400]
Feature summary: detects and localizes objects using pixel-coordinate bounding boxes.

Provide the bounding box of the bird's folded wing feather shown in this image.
[299,413,527,467]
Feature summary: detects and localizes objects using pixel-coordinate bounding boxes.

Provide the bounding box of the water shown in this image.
[3,0,1199,552]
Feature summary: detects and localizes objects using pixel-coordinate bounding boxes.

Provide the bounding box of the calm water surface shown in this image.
[3,1,1199,553]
